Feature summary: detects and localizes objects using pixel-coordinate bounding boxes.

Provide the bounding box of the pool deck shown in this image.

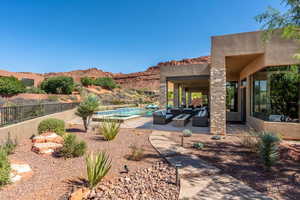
[69,116,249,135]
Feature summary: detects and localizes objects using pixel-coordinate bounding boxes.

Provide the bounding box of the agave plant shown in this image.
[86,151,111,189]
[182,129,192,137]
[258,132,281,170]
[99,119,121,141]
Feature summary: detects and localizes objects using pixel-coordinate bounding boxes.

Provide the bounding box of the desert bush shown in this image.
[38,118,65,136]
[193,142,204,150]
[76,94,100,132]
[86,151,111,189]
[258,132,281,170]
[94,77,117,90]
[99,120,120,141]
[128,144,144,161]
[58,134,87,158]
[0,76,25,96]
[41,76,74,94]
[80,77,94,87]
[1,133,17,155]
[47,95,59,102]
[25,87,46,94]
[240,131,261,153]
[0,148,11,187]
[182,129,192,137]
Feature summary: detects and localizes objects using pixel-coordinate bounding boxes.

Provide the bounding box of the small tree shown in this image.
[0,76,25,96]
[80,77,94,87]
[94,77,117,90]
[76,94,100,131]
[256,0,300,59]
[40,76,74,94]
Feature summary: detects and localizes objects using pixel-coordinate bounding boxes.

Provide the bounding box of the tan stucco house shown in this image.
[160,31,300,140]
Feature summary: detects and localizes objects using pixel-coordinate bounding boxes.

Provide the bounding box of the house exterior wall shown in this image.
[159,30,300,138]
[212,31,299,138]
[159,64,210,107]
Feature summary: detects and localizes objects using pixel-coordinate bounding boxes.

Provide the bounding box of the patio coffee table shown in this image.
[173,114,191,127]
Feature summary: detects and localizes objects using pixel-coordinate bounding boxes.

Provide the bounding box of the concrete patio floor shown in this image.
[69,116,250,135]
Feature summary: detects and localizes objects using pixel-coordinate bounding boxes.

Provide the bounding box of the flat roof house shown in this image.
[159,31,300,139]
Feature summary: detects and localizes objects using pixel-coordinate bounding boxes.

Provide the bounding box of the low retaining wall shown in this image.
[248,116,300,140]
[0,108,77,144]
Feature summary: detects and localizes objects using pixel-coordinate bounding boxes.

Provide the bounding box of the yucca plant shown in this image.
[258,132,281,170]
[99,120,120,141]
[86,151,111,189]
[0,148,11,187]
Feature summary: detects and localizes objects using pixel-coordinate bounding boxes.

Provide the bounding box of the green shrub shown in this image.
[193,142,204,150]
[1,133,17,155]
[80,77,94,87]
[25,87,46,94]
[47,95,59,102]
[86,151,111,189]
[59,134,87,158]
[41,76,74,94]
[0,76,25,96]
[258,132,281,170]
[94,77,117,90]
[99,120,120,141]
[0,148,11,187]
[38,118,65,136]
[182,129,192,137]
[76,94,100,132]
[128,144,144,161]
[240,131,260,153]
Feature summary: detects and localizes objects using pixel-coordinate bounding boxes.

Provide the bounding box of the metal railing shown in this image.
[0,102,78,127]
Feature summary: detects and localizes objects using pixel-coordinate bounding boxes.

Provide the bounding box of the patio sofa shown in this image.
[192,107,209,127]
[153,110,174,125]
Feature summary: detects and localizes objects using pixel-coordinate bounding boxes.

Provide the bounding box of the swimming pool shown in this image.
[93,107,155,122]
[95,107,148,116]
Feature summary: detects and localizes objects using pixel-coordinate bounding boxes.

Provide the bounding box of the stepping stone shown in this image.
[9,162,32,183]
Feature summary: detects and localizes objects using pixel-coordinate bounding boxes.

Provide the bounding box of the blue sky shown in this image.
[0,0,283,74]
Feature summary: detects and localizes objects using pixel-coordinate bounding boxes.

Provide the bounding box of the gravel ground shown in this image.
[168,132,300,200]
[83,161,179,200]
[0,125,162,200]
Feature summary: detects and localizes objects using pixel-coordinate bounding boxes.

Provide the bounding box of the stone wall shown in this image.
[0,108,77,144]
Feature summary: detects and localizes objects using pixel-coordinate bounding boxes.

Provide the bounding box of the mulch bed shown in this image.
[0,125,163,200]
[168,132,300,200]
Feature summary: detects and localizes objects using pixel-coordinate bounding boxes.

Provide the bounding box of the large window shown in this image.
[226,81,238,112]
[252,65,300,123]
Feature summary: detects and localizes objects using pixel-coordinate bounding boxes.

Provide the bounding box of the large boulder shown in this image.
[32,132,64,144]
[32,132,64,155]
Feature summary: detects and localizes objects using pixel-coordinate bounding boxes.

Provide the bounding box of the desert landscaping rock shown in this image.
[32,132,63,154]
[10,162,32,183]
[84,161,179,200]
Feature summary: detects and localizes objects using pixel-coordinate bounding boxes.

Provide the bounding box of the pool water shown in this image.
[95,107,150,117]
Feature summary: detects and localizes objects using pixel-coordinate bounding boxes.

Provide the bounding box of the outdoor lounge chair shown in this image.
[170,108,183,116]
[153,110,174,124]
[192,108,209,127]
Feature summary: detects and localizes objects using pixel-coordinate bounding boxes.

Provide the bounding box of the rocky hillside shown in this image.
[1,56,210,92]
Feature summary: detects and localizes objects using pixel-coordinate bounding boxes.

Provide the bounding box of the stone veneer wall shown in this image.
[210,65,226,135]
[159,81,167,107]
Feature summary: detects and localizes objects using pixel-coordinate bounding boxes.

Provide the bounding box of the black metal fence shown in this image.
[0,102,78,127]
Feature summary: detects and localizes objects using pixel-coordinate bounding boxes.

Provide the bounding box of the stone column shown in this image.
[173,83,179,107]
[188,91,192,106]
[210,58,226,135]
[159,79,167,108]
[182,87,187,107]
